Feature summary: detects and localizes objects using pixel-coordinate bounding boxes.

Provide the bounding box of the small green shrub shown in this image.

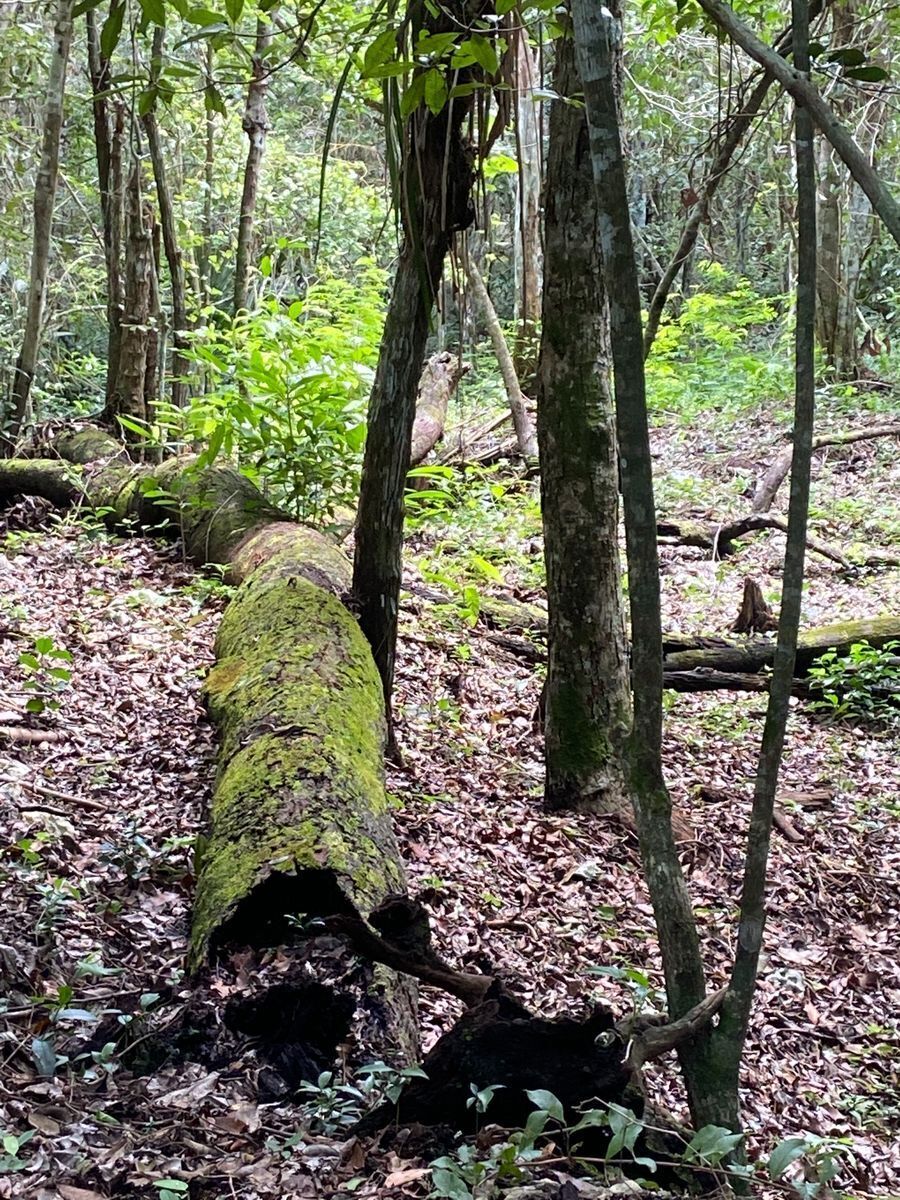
[807,640,900,727]
[143,264,386,524]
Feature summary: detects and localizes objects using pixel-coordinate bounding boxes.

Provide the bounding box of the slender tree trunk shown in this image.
[233,19,272,316]
[142,26,190,407]
[352,2,490,744]
[87,10,124,406]
[570,0,722,1130]
[713,0,818,1135]
[512,25,542,381]
[110,165,154,437]
[537,32,630,816]
[8,0,74,437]
[465,255,537,459]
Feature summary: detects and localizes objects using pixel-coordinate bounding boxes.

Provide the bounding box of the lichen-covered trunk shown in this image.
[512,26,542,383]
[537,34,630,815]
[0,433,419,1059]
[233,19,271,316]
[109,167,155,437]
[8,0,74,438]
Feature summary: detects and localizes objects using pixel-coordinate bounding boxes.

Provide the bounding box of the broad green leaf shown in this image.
[467,33,498,75]
[524,1088,565,1121]
[363,26,397,72]
[768,1137,809,1180]
[100,0,125,59]
[424,68,447,114]
[225,0,243,22]
[138,0,166,26]
[400,72,426,119]
[845,65,889,80]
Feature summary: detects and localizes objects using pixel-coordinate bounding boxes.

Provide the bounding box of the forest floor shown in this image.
[0,392,899,1200]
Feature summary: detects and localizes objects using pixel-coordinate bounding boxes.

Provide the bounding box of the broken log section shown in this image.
[752,422,900,513]
[409,351,469,467]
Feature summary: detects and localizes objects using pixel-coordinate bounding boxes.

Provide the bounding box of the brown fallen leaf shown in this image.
[58,1186,107,1200]
[384,1167,430,1187]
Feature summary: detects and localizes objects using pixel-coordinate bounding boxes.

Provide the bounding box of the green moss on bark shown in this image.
[191,569,404,968]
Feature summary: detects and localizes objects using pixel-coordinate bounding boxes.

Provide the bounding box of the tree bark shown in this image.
[109,165,155,437]
[352,1,489,742]
[714,0,818,1133]
[571,0,719,1131]
[537,31,630,816]
[409,352,469,466]
[142,26,191,407]
[233,19,272,315]
[86,9,124,407]
[466,255,537,459]
[512,24,542,382]
[694,0,900,248]
[8,0,74,438]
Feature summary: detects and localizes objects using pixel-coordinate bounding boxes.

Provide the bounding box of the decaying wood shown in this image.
[409,352,469,466]
[752,422,900,513]
[732,576,778,634]
[0,428,418,1059]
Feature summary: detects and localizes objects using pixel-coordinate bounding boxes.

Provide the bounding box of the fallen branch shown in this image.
[752,422,900,513]
[622,987,727,1068]
[409,352,469,467]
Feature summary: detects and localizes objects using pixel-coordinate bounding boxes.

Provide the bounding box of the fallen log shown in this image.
[409,351,469,467]
[752,422,900,514]
[0,430,418,1058]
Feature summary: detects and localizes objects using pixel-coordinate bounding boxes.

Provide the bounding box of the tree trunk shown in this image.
[512,25,542,383]
[86,9,124,407]
[570,0,720,1131]
[8,0,74,438]
[199,41,216,314]
[537,32,630,816]
[142,26,191,407]
[233,19,272,316]
[352,1,489,741]
[466,255,537,459]
[713,0,818,1134]
[109,165,154,437]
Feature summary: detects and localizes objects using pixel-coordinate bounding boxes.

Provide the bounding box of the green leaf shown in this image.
[72,0,106,18]
[423,68,447,114]
[845,65,889,81]
[137,87,158,116]
[204,83,227,115]
[225,0,243,22]
[19,652,40,670]
[497,0,517,13]
[100,0,126,59]
[429,1168,471,1200]
[34,637,53,655]
[363,26,397,73]
[48,668,72,682]
[152,1183,189,1194]
[31,1037,58,1078]
[138,0,166,26]
[521,1107,549,1145]
[400,72,426,119]
[826,46,865,66]
[259,254,272,278]
[25,698,45,714]
[416,31,458,57]
[524,1088,565,1122]
[467,33,498,75]
[768,1137,809,1180]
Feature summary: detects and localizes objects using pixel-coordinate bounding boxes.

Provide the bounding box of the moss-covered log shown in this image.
[0,437,416,1057]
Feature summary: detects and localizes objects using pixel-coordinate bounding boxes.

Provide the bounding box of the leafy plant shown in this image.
[151,1179,189,1200]
[18,635,73,714]
[807,639,900,727]
[149,267,386,524]
[295,1061,428,1134]
[0,1130,34,1173]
